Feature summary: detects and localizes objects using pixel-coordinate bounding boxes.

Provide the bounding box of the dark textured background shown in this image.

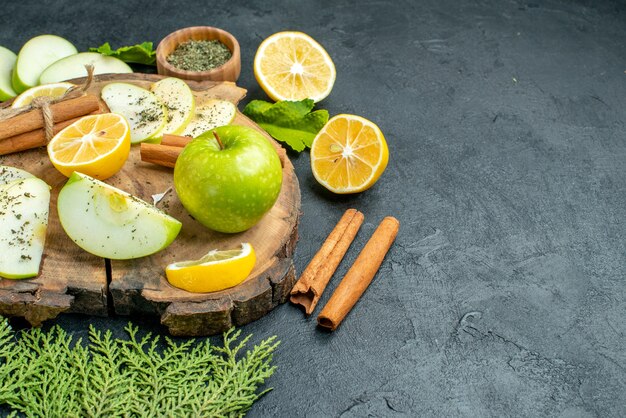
[2,0,626,416]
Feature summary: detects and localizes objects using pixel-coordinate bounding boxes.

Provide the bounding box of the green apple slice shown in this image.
[101,82,168,143]
[0,46,17,101]
[39,52,132,85]
[0,176,50,279]
[0,165,34,185]
[57,172,181,260]
[180,99,236,138]
[12,34,77,93]
[150,77,195,135]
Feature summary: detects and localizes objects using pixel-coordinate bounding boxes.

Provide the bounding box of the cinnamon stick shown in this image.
[290,209,364,314]
[317,216,400,331]
[140,143,183,168]
[161,134,192,148]
[0,110,102,156]
[0,94,100,140]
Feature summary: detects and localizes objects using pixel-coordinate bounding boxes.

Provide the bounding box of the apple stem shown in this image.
[213,132,225,150]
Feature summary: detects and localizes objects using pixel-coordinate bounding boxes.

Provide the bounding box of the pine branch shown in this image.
[0,317,279,417]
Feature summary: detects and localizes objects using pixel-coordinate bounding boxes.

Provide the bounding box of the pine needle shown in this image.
[0,317,279,417]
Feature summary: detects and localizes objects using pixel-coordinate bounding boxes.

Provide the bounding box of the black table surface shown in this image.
[2,0,625,416]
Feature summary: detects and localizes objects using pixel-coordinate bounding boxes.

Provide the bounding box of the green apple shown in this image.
[101,82,168,143]
[39,52,132,84]
[181,99,236,138]
[0,46,17,101]
[174,125,283,233]
[12,34,77,93]
[0,167,50,279]
[149,77,195,135]
[57,172,181,260]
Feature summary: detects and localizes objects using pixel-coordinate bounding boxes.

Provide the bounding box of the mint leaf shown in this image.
[243,99,329,152]
[89,42,156,65]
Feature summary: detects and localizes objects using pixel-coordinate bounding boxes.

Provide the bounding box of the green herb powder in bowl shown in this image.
[166,39,232,72]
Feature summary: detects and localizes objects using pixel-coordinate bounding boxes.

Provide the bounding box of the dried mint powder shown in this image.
[167,39,232,72]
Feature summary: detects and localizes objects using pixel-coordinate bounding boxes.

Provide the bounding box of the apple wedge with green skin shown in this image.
[0,173,50,279]
[150,77,195,135]
[0,46,17,101]
[12,34,77,93]
[101,83,168,143]
[39,52,132,85]
[180,99,236,138]
[57,172,181,260]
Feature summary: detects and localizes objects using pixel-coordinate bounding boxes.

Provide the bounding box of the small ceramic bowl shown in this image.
[156,26,241,82]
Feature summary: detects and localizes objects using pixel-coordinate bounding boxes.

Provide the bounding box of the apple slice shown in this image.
[0,165,34,185]
[0,46,17,101]
[12,34,77,93]
[0,174,50,279]
[180,99,236,138]
[101,82,168,143]
[39,52,132,85]
[150,77,195,135]
[57,172,181,260]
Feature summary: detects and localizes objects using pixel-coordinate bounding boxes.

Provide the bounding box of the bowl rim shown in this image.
[156,26,240,77]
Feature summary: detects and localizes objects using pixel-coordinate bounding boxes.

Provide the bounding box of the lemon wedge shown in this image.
[165,243,256,293]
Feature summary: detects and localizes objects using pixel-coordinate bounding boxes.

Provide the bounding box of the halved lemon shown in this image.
[165,243,256,293]
[311,114,389,194]
[254,31,336,103]
[11,82,75,108]
[47,113,131,180]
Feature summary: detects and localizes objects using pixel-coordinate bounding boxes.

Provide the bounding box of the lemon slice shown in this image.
[11,82,74,108]
[166,243,256,293]
[311,114,389,194]
[254,31,336,103]
[47,113,131,180]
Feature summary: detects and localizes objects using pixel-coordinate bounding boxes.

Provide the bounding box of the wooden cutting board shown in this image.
[0,73,300,336]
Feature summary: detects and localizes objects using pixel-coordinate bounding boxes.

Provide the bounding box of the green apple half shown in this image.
[12,34,77,93]
[101,82,168,143]
[0,46,17,101]
[39,52,132,85]
[57,172,181,260]
[174,125,283,233]
[0,167,50,279]
[150,77,195,135]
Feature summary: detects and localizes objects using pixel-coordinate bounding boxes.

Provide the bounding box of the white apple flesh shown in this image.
[57,172,181,260]
[12,34,77,93]
[0,165,34,185]
[101,82,168,143]
[150,77,195,135]
[0,173,50,279]
[39,52,132,85]
[180,99,236,138]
